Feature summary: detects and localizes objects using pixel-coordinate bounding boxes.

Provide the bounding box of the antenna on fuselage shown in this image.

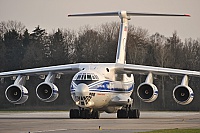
[68,11,190,64]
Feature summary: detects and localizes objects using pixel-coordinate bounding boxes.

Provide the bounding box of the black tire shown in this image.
[81,110,86,119]
[129,109,140,119]
[69,109,75,119]
[117,109,128,119]
[134,109,140,118]
[92,111,100,119]
[117,110,122,118]
[121,109,128,118]
[82,109,90,119]
[95,111,100,119]
[80,109,84,118]
[74,109,80,118]
[128,109,134,118]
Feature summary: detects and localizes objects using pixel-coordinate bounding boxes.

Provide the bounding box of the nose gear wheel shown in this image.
[70,108,100,119]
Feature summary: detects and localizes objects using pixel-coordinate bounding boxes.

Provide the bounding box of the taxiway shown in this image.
[0,111,199,133]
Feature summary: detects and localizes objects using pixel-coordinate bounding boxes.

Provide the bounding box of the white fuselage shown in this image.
[70,63,134,113]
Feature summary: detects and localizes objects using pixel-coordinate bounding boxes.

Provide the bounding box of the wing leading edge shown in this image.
[0,64,80,78]
[1,63,199,78]
[116,63,200,77]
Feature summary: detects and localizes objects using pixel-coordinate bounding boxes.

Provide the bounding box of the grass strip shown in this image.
[142,129,200,133]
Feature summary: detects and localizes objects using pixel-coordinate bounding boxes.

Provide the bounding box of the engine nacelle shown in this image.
[137,83,158,102]
[173,85,194,105]
[36,82,58,102]
[5,84,28,104]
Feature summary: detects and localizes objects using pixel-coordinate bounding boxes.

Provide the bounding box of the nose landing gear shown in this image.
[69,108,100,119]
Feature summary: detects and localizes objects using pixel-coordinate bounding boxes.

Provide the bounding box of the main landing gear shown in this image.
[70,108,100,119]
[117,107,140,119]
[70,104,140,119]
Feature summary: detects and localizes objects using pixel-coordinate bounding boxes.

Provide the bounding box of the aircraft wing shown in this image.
[0,64,80,78]
[116,63,200,77]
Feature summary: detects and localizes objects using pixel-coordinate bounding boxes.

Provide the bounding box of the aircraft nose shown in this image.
[75,83,89,96]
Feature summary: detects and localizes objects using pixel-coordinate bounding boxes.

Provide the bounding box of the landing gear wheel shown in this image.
[70,108,100,119]
[128,109,140,119]
[92,111,100,119]
[74,109,80,118]
[80,109,84,118]
[70,109,80,119]
[117,110,122,118]
[70,109,75,118]
[117,109,128,118]
[82,109,91,119]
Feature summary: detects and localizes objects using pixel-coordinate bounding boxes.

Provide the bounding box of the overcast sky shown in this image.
[0,0,199,39]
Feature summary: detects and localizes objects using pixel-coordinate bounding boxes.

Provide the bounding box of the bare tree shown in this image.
[63,29,77,63]
[149,33,168,67]
[126,25,149,65]
[0,20,26,37]
[74,26,104,62]
[98,22,119,62]
[165,31,183,68]
[0,37,5,71]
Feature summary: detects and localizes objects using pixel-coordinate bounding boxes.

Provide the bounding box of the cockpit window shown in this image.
[82,73,86,80]
[92,75,96,79]
[87,74,92,80]
[73,73,99,85]
[77,75,82,80]
[94,75,99,80]
[75,73,99,80]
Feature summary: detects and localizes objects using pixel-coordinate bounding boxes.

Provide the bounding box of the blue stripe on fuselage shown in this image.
[70,80,134,93]
[95,83,134,93]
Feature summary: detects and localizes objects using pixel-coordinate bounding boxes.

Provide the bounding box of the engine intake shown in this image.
[137,73,158,102]
[137,83,158,102]
[5,85,28,104]
[173,85,194,105]
[173,75,194,105]
[36,82,58,102]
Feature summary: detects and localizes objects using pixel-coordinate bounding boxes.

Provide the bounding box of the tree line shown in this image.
[0,20,199,111]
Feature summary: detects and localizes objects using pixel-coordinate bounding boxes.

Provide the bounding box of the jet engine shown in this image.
[173,75,194,105]
[137,73,158,102]
[5,84,28,104]
[5,75,28,104]
[36,73,58,102]
[36,82,58,102]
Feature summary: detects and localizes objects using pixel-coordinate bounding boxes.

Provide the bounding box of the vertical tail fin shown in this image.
[68,11,190,64]
[115,11,129,64]
[68,11,130,64]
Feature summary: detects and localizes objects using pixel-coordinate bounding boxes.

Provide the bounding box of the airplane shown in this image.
[0,11,199,119]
